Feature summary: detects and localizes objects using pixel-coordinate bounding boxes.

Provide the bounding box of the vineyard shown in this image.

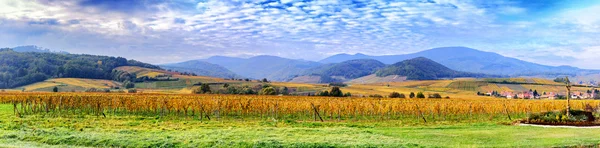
[2,93,599,123]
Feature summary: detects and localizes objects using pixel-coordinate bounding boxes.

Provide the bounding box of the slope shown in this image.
[0,48,160,89]
[375,57,491,80]
[201,55,322,81]
[160,60,241,79]
[290,59,386,83]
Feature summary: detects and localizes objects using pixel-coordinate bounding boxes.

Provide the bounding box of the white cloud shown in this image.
[1,0,600,68]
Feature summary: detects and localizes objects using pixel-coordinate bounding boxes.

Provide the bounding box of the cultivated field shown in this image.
[1,92,600,147]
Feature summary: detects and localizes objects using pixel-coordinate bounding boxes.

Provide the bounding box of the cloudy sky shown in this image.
[1,0,600,68]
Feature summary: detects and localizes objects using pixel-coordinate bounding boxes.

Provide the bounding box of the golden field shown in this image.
[2,93,598,122]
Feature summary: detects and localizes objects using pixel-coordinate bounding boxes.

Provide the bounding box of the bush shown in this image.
[318,91,329,96]
[124,81,135,89]
[330,87,344,97]
[369,94,383,98]
[259,87,277,95]
[52,86,58,92]
[329,82,347,87]
[527,110,595,123]
[429,93,442,98]
[389,92,405,98]
[409,92,415,98]
[194,83,211,94]
[127,89,137,93]
[416,92,425,98]
[344,92,352,97]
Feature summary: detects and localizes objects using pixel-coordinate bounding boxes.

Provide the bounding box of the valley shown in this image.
[1,46,600,147]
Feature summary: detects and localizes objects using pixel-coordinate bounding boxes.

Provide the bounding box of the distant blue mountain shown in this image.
[319,47,598,76]
[160,60,242,79]
[12,45,69,54]
[200,55,322,81]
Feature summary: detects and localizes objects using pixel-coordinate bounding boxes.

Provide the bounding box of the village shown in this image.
[478,89,600,100]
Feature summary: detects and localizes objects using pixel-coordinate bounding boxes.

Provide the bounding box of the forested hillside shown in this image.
[299,59,386,83]
[376,57,493,80]
[0,48,159,88]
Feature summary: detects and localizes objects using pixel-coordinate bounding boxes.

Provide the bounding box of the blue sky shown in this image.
[1,0,600,68]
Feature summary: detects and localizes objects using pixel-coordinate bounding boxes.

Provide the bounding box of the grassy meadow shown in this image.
[0,102,599,147]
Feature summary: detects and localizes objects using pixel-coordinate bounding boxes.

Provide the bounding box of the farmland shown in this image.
[3,68,600,147]
[0,93,600,147]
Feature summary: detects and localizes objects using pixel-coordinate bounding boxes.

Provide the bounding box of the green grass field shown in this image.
[0,104,598,147]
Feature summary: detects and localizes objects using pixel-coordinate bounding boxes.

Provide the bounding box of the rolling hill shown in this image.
[160,60,241,79]
[319,47,599,77]
[18,78,121,92]
[199,55,322,81]
[375,57,492,80]
[289,59,386,83]
[0,48,159,89]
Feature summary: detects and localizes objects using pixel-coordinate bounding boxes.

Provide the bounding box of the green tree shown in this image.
[124,81,135,89]
[262,78,268,83]
[409,92,415,98]
[319,91,329,96]
[344,92,352,97]
[389,92,405,98]
[194,83,211,94]
[416,92,425,98]
[330,86,343,97]
[52,86,58,92]
[281,86,289,95]
[223,83,230,88]
[259,87,277,95]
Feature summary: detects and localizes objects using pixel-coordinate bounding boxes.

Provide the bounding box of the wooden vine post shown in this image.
[565,76,572,117]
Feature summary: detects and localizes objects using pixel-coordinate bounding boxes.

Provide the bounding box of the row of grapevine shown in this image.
[1,93,598,122]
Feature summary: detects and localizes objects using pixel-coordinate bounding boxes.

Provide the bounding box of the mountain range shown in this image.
[200,55,321,81]
[160,60,241,79]
[8,45,599,84]
[319,47,596,77]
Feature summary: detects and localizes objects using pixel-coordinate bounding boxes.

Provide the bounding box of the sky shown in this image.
[1,0,600,69]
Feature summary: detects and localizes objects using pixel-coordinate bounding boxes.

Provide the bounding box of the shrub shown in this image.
[409,92,415,98]
[52,86,58,92]
[329,82,347,87]
[429,93,442,98]
[344,92,352,97]
[416,92,425,98]
[369,94,383,98]
[259,87,277,95]
[527,110,595,123]
[330,87,344,97]
[124,81,135,89]
[389,92,405,98]
[194,84,211,94]
[127,89,137,93]
[317,91,329,96]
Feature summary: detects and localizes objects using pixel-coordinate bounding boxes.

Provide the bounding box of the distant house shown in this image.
[540,92,556,99]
